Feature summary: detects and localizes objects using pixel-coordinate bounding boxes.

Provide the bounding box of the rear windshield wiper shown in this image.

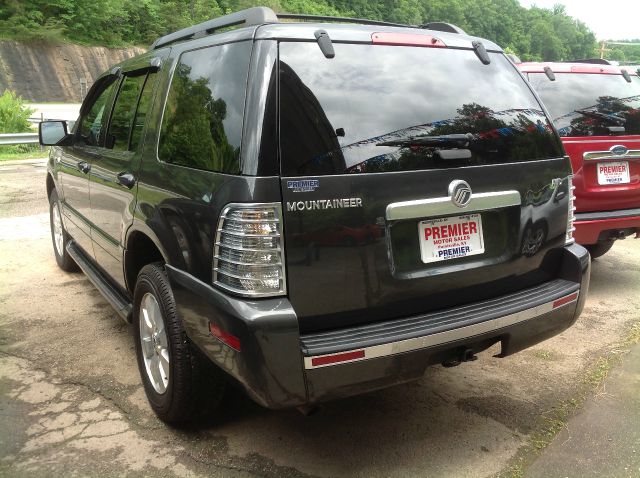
[574,109,626,125]
[377,133,474,147]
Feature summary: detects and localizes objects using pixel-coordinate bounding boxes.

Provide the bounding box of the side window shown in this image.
[158,41,251,173]
[78,80,117,146]
[106,74,147,151]
[130,73,158,151]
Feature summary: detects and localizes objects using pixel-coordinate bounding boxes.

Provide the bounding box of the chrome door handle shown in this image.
[78,161,90,174]
[117,172,136,189]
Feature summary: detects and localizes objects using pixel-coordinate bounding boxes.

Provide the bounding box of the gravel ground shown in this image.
[1,158,639,477]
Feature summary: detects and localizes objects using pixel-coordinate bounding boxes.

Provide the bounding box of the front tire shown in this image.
[585,240,614,259]
[49,189,78,272]
[133,263,225,425]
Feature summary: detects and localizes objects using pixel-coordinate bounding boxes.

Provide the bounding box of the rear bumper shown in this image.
[167,244,590,409]
[574,208,640,244]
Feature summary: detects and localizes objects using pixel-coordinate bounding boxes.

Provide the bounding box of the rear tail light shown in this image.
[213,203,286,297]
[566,176,576,245]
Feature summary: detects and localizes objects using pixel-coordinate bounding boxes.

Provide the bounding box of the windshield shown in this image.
[528,72,640,137]
[278,42,563,176]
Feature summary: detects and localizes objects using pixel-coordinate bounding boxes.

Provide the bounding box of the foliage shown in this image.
[0,90,39,157]
[603,40,640,64]
[0,90,34,133]
[0,0,600,61]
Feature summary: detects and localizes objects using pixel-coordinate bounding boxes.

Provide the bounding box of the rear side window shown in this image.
[528,72,640,137]
[279,43,563,176]
[158,41,251,173]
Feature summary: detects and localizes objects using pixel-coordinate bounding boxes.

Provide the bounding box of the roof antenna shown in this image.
[315,30,335,58]
[621,69,632,83]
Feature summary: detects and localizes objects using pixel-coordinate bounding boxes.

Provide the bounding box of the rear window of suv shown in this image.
[279,42,563,176]
[528,72,640,137]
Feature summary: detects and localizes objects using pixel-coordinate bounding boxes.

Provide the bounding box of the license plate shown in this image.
[418,214,484,264]
[597,161,630,185]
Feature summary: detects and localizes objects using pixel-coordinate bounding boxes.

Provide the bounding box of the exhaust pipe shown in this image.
[296,404,319,416]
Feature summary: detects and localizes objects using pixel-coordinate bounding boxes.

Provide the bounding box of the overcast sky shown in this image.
[518,0,639,40]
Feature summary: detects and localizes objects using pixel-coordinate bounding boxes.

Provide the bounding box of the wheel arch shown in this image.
[124,224,170,294]
[46,173,55,199]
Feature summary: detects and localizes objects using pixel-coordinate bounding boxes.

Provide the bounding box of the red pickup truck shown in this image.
[519,61,640,257]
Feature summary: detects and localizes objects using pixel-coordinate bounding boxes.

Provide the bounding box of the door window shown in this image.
[106,74,148,151]
[130,73,158,151]
[78,80,118,146]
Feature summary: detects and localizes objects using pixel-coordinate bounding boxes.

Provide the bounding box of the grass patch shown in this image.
[497,318,640,478]
[0,148,49,161]
[533,350,553,360]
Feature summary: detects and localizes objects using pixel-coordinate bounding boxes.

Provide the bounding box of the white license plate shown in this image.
[597,161,630,185]
[418,214,484,264]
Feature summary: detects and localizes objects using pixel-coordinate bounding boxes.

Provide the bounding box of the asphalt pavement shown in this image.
[1,158,639,478]
[527,343,640,478]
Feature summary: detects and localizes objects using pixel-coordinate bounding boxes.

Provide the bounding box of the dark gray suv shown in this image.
[40,7,590,424]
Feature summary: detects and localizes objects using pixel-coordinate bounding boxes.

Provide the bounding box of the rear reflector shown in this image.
[552,292,579,309]
[209,323,241,351]
[372,32,446,48]
[311,350,365,367]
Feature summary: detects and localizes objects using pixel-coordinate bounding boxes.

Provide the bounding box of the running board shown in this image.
[66,241,133,323]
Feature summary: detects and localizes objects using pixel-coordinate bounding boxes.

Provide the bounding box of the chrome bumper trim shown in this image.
[304,291,579,369]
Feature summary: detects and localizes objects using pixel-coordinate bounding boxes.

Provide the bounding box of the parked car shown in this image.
[40,7,589,425]
[518,60,640,258]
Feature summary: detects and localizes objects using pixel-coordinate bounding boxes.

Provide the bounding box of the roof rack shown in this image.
[421,22,466,34]
[277,14,467,34]
[276,13,411,28]
[563,59,611,65]
[151,6,277,50]
[150,6,466,50]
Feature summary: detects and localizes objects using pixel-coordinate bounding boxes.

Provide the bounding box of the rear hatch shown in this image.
[278,39,571,333]
[527,68,640,213]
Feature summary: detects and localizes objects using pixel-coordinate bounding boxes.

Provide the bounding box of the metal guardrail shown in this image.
[0,133,40,146]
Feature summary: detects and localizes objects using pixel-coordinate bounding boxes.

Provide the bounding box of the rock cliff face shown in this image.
[0,41,145,102]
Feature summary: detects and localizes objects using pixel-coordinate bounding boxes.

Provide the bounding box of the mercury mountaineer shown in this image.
[39,7,590,424]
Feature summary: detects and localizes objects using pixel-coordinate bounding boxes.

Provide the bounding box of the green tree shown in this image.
[0,0,600,60]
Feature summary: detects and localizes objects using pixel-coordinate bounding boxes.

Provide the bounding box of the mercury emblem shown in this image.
[449,180,472,208]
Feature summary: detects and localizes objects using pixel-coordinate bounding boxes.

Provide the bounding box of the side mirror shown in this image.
[39,121,72,146]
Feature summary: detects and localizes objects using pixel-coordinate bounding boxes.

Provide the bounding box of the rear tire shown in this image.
[585,240,615,259]
[133,263,225,425]
[49,189,78,272]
